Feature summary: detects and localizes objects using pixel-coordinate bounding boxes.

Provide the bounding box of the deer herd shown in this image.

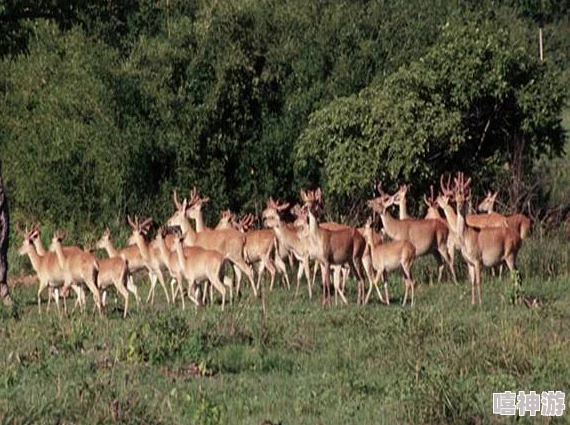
[16,172,531,317]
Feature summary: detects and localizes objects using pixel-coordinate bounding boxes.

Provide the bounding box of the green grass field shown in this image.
[1,232,569,425]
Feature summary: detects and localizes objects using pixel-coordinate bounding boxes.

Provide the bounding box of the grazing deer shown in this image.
[170,231,230,310]
[368,184,456,285]
[49,231,102,315]
[167,191,257,298]
[125,216,172,304]
[443,173,522,305]
[262,198,313,298]
[299,188,367,306]
[95,228,141,305]
[362,217,416,306]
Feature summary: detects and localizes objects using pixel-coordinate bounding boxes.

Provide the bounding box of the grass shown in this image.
[1,233,570,425]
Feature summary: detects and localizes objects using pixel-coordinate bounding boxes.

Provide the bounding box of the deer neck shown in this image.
[103,240,120,258]
[33,238,47,256]
[24,244,43,273]
[378,210,402,240]
[134,236,152,262]
[454,201,468,240]
[52,242,67,270]
[399,198,409,220]
[155,238,172,267]
[177,215,197,246]
[193,209,207,232]
[173,242,186,271]
[439,203,458,229]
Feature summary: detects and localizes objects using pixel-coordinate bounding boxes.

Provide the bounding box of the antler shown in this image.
[173,189,181,209]
[440,174,454,197]
[423,185,436,207]
[236,213,255,232]
[453,172,472,204]
[266,196,289,211]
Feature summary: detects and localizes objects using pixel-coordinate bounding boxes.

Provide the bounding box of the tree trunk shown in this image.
[0,159,12,306]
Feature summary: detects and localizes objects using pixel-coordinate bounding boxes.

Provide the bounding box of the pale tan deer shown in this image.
[48,231,102,315]
[170,231,230,310]
[234,213,291,292]
[299,188,367,306]
[125,216,172,304]
[476,190,531,240]
[94,256,131,318]
[28,224,85,311]
[368,184,456,285]
[153,227,202,308]
[215,210,236,230]
[362,217,416,306]
[18,226,84,314]
[95,228,141,305]
[443,173,522,305]
[167,192,257,298]
[262,198,313,298]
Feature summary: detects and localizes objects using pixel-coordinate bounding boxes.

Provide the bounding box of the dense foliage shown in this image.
[0,0,568,231]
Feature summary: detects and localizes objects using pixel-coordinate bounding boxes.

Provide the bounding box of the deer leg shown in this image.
[382,270,390,305]
[274,253,290,290]
[209,273,227,311]
[231,258,257,298]
[311,262,319,290]
[126,275,140,306]
[265,258,277,292]
[475,264,482,305]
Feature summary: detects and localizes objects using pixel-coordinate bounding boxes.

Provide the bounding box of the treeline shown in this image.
[0,0,569,232]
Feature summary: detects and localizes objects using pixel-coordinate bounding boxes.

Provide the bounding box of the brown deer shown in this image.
[361,217,416,306]
[476,190,531,240]
[167,192,257,298]
[48,231,102,315]
[368,183,456,284]
[443,173,522,305]
[299,188,367,306]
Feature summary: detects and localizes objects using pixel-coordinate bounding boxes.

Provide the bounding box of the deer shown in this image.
[299,188,367,306]
[167,191,257,298]
[95,228,141,305]
[391,184,458,285]
[48,231,102,315]
[233,213,291,292]
[361,217,416,306]
[262,198,313,299]
[17,225,84,314]
[476,190,531,241]
[442,172,522,305]
[125,216,173,305]
[368,183,456,285]
[170,230,230,310]
[29,223,86,309]
[151,226,205,308]
[215,210,236,230]
[89,253,132,318]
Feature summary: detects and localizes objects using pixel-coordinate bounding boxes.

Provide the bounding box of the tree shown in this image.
[0,159,12,306]
[295,18,566,216]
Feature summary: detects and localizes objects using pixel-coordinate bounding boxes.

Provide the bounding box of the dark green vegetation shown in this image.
[1,0,569,238]
[0,232,569,424]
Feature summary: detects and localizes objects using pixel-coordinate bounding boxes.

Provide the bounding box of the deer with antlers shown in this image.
[17,225,84,314]
[168,191,257,298]
[262,198,313,298]
[126,216,172,304]
[48,230,102,315]
[361,216,416,306]
[442,173,522,305]
[299,188,367,306]
[368,183,456,285]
